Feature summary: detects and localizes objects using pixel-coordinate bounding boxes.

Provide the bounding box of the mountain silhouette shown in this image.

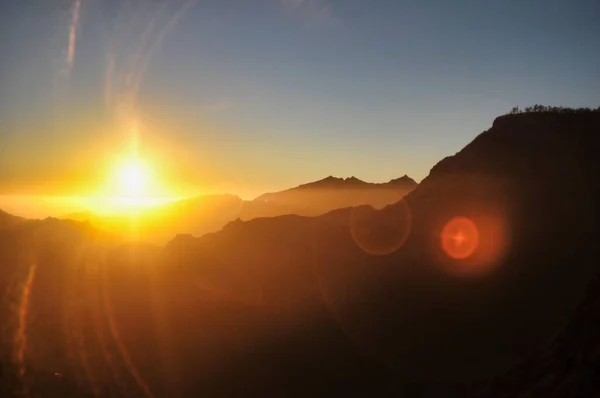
[67,175,417,243]
[159,110,600,394]
[240,175,417,219]
[0,110,599,396]
[0,209,25,229]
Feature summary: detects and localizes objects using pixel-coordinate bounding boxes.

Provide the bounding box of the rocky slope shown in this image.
[1,111,598,397]
[162,111,600,394]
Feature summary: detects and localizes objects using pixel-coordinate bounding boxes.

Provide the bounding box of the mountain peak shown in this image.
[262,175,418,195]
[345,176,365,183]
[298,175,368,189]
[388,175,417,185]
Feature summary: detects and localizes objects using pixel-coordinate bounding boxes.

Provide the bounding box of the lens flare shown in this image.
[437,213,511,277]
[350,199,412,256]
[441,216,480,260]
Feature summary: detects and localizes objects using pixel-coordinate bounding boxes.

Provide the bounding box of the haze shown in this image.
[1,0,599,217]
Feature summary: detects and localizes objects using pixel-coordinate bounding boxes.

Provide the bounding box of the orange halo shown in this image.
[440,216,480,260]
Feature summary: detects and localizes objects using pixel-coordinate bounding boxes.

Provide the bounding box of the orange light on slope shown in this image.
[441,216,480,260]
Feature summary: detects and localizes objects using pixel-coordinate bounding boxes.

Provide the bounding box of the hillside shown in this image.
[0,111,598,396]
[0,209,26,229]
[161,111,600,394]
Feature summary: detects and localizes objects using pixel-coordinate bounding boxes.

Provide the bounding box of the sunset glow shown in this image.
[116,158,150,198]
[0,1,597,395]
[68,155,184,215]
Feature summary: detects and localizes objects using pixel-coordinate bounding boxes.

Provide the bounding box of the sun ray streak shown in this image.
[127,1,170,88]
[14,262,37,397]
[66,0,82,75]
[131,0,197,103]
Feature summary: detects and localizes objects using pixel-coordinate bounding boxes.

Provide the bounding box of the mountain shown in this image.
[67,193,245,243]
[0,217,135,397]
[240,175,417,219]
[159,110,600,394]
[67,176,417,243]
[272,174,416,191]
[0,209,26,229]
[0,110,598,396]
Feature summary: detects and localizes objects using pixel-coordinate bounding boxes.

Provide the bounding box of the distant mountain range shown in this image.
[61,175,417,243]
[240,174,416,220]
[0,110,599,397]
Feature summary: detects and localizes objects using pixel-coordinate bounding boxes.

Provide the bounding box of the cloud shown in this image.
[280,0,335,26]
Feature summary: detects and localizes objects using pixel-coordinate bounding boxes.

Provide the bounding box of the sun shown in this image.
[82,154,180,215]
[114,157,151,199]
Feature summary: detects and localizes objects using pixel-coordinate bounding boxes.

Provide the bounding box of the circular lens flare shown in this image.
[441,216,480,260]
[350,200,412,256]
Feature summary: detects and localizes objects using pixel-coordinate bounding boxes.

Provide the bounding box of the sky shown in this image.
[1,0,599,208]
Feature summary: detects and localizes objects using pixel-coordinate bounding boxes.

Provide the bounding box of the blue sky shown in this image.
[1,0,599,199]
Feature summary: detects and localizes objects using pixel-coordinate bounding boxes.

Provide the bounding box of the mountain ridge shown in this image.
[2,111,599,396]
[256,174,417,200]
[162,111,600,388]
[63,174,418,243]
[0,208,26,229]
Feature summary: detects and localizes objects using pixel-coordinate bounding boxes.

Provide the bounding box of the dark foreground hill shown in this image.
[0,111,599,397]
[159,111,600,395]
